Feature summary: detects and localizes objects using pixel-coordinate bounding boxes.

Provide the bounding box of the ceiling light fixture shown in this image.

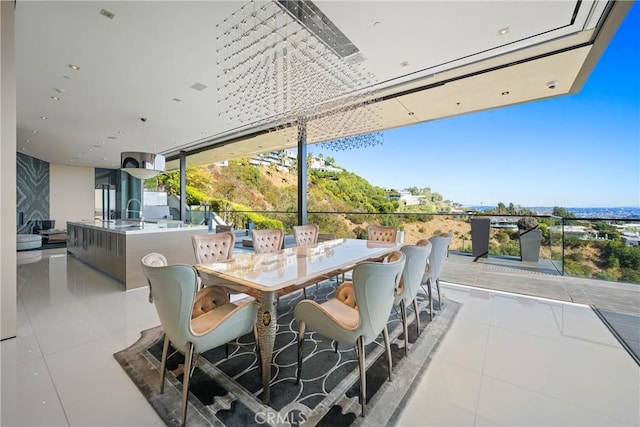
[51,96,60,101]
[501,91,510,95]
[99,8,115,20]
[120,118,165,180]
[217,0,383,152]
[40,116,47,120]
[498,27,510,36]
[68,64,80,71]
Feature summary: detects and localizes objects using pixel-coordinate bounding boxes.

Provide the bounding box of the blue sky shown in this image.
[310,3,639,208]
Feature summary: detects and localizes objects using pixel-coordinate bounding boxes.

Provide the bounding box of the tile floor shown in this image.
[2,249,638,426]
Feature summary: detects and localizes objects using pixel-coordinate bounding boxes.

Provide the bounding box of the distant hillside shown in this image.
[151,158,455,236]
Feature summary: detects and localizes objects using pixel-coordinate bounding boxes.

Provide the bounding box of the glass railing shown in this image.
[189,207,638,285]
[558,218,640,283]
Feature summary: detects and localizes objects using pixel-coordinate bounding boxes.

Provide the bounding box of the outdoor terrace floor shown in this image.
[441,250,640,362]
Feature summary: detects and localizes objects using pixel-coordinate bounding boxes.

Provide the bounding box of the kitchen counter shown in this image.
[67,221,209,290]
[71,219,198,234]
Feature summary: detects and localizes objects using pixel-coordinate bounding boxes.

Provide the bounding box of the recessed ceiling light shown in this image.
[99,8,115,20]
[102,157,107,161]
[172,98,181,102]
[117,131,124,135]
[32,130,38,133]
[190,82,208,91]
[70,159,74,162]
[40,116,47,120]
[400,61,409,67]
[54,88,66,93]
[62,75,71,80]
[501,91,510,95]
[25,139,31,143]
[107,136,117,140]
[21,147,26,151]
[88,148,93,152]
[408,112,415,116]
[498,27,510,36]
[92,144,102,148]
[68,64,80,71]
[100,141,105,144]
[51,96,60,101]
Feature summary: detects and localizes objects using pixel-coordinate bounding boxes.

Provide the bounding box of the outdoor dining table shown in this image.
[195,238,403,402]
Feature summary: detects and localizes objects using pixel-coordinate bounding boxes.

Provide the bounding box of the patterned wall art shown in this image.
[17,153,50,233]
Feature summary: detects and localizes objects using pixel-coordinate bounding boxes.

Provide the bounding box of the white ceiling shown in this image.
[14,0,626,169]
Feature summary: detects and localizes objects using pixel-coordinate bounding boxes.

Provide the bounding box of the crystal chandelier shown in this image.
[216,0,383,150]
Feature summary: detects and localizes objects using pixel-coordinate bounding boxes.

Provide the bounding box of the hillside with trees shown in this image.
[149,157,454,237]
[148,159,638,285]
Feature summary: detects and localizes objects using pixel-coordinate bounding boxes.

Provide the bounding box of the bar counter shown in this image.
[67,220,209,290]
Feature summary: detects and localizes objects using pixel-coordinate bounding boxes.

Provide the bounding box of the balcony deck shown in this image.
[441,251,640,362]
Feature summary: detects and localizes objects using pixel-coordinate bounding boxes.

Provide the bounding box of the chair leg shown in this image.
[225,343,229,359]
[159,333,170,394]
[303,287,307,299]
[181,342,195,427]
[296,321,306,384]
[427,279,434,320]
[382,326,393,381]
[413,298,421,336]
[400,300,408,356]
[356,336,366,417]
[333,340,338,353]
[436,279,442,311]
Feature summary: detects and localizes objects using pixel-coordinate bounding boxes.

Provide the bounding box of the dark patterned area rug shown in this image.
[115,280,459,426]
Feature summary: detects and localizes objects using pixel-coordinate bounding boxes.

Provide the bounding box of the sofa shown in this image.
[17,234,42,251]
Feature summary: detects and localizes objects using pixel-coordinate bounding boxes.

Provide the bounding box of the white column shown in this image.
[0,0,17,340]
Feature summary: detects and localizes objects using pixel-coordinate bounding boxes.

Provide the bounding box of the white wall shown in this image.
[50,164,95,227]
[1,1,17,340]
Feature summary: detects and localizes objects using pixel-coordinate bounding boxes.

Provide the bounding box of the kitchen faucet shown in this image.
[125,198,144,223]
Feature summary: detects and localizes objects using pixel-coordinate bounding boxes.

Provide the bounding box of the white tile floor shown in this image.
[398,284,640,427]
[2,249,639,426]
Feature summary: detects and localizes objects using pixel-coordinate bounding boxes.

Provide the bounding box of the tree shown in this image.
[552,206,576,218]
[406,186,420,195]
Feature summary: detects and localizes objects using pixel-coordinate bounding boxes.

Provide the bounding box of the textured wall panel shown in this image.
[16,153,49,233]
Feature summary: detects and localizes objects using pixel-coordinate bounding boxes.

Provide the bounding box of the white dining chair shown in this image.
[294,251,406,417]
[423,233,452,319]
[141,259,258,426]
[395,242,432,354]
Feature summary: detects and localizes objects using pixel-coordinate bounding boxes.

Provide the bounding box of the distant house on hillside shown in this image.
[309,157,342,173]
[248,150,341,173]
[387,190,424,205]
[621,232,640,247]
